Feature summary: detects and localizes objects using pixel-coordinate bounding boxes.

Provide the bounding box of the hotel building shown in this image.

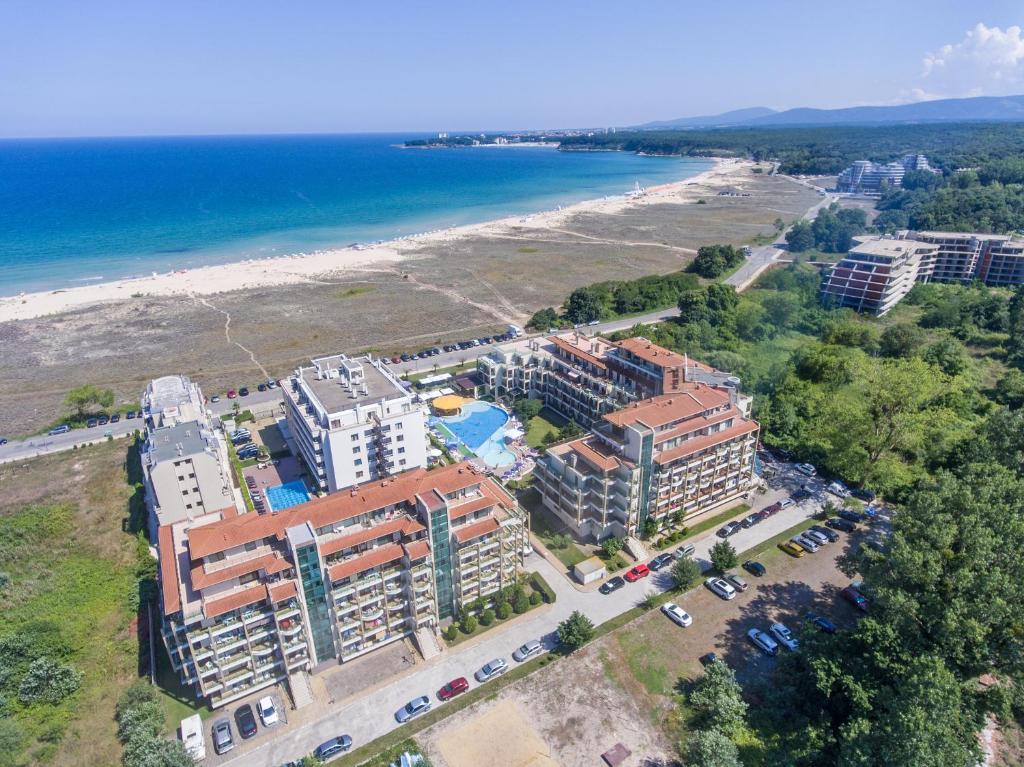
[821,231,1024,316]
[141,375,239,541]
[283,354,428,493]
[158,463,528,708]
[836,154,937,195]
[533,383,758,541]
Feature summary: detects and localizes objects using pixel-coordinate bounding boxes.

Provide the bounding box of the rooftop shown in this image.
[613,337,687,369]
[849,237,935,259]
[603,386,731,430]
[296,355,409,415]
[547,332,613,369]
[146,420,214,464]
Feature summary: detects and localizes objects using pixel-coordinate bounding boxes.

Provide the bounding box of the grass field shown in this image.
[524,407,567,449]
[0,440,151,767]
[520,490,590,568]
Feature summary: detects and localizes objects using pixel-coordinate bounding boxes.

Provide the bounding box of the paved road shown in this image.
[218,464,833,766]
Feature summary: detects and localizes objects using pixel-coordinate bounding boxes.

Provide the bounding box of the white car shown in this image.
[792,535,819,553]
[795,463,817,476]
[778,497,794,509]
[828,481,850,498]
[748,628,780,656]
[661,602,693,627]
[705,577,737,601]
[475,658,508,682]
[256,696,279,726]
[770,622,799,651]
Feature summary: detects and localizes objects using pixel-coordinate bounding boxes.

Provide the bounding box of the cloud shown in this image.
[915,23,1024,99]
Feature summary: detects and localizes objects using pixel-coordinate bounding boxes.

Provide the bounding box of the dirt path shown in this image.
[193,295,271,380]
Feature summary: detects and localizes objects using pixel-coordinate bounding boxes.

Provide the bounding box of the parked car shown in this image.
[0,437,6,445]
[827,481,850,498]
[49,424,70,435]
[838,509,868,524]
[673,543,696,560]
[87,418,98,428]
[256,696,279,726]
[805,612,837,634]
[809,524,840,543]
[791,534,819,553]
[778,497,794,509]
[110,413,120,423]
[599,576,626,595]
[704,577,737,600]
[267,379,277,388]
[699,652,718,667]
[126,410,137,418]
[98,415,110,426]
[803,529,830,546]
[648,552,674,571]
[257,383,267,392]
[624,564,651,582]
[475,658,508,682]
[661,602,693,627]
[716,521,742,538]
[747,628,780,656]
[740,512,763,529]
[841,586,870,612]
[826,517,857,533]
[770,623,799,651]
[850,487,876,502]
[742,560,766,577]
[795,463,817,476]
[724,573,749,593]
[792,487,812,501]
[210,394,220,403]
[239,387,250,397]
[437,677,470,701]
[212,719,234,754]
[226,389,237,399]
[314,735,353,760]
[778,541,805,558]
[235,704,258,739]
[395,695,432,723]
[513,640,543,662]
[761,502,782,516]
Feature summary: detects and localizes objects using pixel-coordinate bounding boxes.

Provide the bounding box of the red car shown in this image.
[841,586,870,612]
[437,677,469,701]
[227,389,237,399]
[762,502,782,516]
[624,564,651,582]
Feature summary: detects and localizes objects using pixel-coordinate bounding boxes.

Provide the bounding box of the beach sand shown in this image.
[0,159,745,323]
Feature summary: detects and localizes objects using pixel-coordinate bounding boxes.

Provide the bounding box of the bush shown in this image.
[557,611,595,651]
[121,736,196,767]
[460,614,478,634]
[17,657,82,705]
[601,536,624,558]
[513,591,531,614]
[709,540,739,573]
[443,624,458,642]
[117,701,164,743]
[116,681,160,720]
[496,602,512,620]
[529,591,543,606]
[529,572,557,603]
[479,609,496,627]
[672,556,702,591]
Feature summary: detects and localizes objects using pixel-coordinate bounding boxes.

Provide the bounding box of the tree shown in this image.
[785,221,815,252]
[117,701,165,743]
[116,680,160,720]
[879,323,925,358]
[922,337,969,376]
[63,384,114,418]
[496,602,512,620]
[684,729,742,767]
[641,518,658,539]
[677,289,710,324]
[995,369,1024,409]
[709,540,738,573]
[17,657,82,705]
[460,614,478,634]
[600,537,623,558]
[557,610,595,651]
[688,661,748,735]
[549,533,571,550]
[671,555,702,591]
[527,307,560,331]
[564,288,604,324]
[514,398,543,420]
[121,736,197,767]
[512,590,531,614]
[557,420,582,441]
[0,720,23,767]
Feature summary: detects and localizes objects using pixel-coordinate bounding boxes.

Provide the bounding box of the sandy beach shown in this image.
[0,158,749,323]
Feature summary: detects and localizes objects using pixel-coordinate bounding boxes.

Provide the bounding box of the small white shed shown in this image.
[574,556,607,585]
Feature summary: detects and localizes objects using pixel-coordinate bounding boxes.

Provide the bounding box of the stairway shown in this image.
[287,670,314,710]
[413,627,444,661]
[624,535,648,563]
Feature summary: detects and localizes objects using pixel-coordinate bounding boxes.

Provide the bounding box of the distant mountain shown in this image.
[638,95,1024,129]
[638,107,777,129]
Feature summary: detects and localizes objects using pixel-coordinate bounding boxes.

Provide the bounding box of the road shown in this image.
[216,463,835,766]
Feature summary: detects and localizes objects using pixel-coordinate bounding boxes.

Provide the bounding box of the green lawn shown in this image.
[520,489,590,568]
[525,407,567,448]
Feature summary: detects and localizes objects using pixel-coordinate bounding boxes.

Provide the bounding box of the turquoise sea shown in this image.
[0,134,713,295]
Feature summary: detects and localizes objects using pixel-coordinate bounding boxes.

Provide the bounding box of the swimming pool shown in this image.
[439,401,516,468]
[265,479,311,511]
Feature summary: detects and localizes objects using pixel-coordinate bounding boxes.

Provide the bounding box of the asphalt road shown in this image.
[214,463,838,766]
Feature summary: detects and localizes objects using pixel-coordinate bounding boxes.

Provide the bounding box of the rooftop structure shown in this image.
[158,463,527,708]
[143,374,209,429]
[284,354,428,493]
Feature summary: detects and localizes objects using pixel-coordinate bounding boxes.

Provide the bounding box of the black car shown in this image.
[126,410,136,419]
[258,383,267,392]
[826,517,857,533]
[716,521,741,538]
[599,576,626,595]
[87,418,98,428]
[98,415,110,425]
[400,353,411,362]
[110,413,120,423]
[792,487,812,501]
[810,524,840,542]
[742,560,766,577]
[805,612,837,634]
[239,387,250,397]
[0,438,7,445]
[850,487,876,502]
[740,512,762,529]
[648,553,674,571]
[699,652,718,667]
[235,704,258,739]
[838,509,866,524]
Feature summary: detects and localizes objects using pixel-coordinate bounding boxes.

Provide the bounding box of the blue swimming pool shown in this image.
[439,401,516,468]
[265,479,311,511]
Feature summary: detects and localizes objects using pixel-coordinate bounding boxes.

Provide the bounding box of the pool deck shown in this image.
[242,455,305,495]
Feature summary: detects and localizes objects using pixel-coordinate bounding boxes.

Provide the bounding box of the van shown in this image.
[180,714,206,760]
[49,424,70,435]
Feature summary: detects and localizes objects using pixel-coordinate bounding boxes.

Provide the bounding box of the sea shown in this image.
[0,133,713,295]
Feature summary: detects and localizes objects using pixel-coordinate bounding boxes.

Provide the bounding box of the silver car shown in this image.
[792,534,819,553]
[724,573,749,592]
[512,640,543,662]
[770,622,799,651]
[212,719,234,755]
[475,658,508,682]
[395,695,432,723]
[804,529,830,546]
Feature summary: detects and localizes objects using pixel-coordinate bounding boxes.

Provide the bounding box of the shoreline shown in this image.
[0,158,750,323]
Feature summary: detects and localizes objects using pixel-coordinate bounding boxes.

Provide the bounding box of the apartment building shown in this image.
[822,231,1024,316]
[533,383,758,542]
[284,354,428,493]
[836,154,937,195]
[141,375,238,540]
[820,236,939,316]
[158,463,528,708]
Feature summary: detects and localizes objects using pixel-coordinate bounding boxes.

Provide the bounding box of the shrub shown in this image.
[460,614,478,634]
[557,611,595,651]
[479,609,496,627]
[443,624,458,642]
[672,556,702,591]
[117,701,164,743]
[17,657,82,705]
[529,591,543,606]
[513,591,531,614]
[600,537,624,558]
[121,735,196,767]
[709,540,739,573]
[496,602,513,620]
[529,573,556,603]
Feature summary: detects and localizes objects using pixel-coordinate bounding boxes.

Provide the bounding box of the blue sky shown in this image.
[2,0,1023,137]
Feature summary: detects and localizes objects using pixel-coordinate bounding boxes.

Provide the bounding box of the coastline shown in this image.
[0,158,748,323]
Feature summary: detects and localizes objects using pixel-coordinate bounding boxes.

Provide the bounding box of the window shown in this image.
[188,472,196,479]
[352,446,361,454]
[399,459,407,466]
[244,541,258,552]
[351,434,359,442]
[398,447,405,454]
[239,572,259,585]
[178,475,185,482]
[354,458,363,466]
[207,551,226,563]
[185,503,192,509]
[395,422,403,430]
[364,430,374,438]
[396,434,404,442]
[356,470,365,479]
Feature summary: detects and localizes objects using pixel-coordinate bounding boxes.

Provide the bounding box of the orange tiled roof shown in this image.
[326,543,405,583]
[190,551,289,590]
[318,516,424,558]
[404,539,431,560]
[653,420,759,465]
[567,437,622,472]
[613,337,687,368]
[453,516,500,544]
[158,525,181,616]
[187,465,489,559]
[268,580,298,604]
[548,335,609,370]
[603,387,730,430]
[202,582,267,620]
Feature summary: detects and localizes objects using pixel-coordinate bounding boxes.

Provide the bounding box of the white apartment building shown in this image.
[284,354,428,493]
[141,375,238,540]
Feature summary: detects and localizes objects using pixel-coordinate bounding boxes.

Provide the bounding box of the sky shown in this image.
[2,0,1024,138]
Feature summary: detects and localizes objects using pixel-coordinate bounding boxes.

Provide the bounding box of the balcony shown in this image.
[275,602,301,620]
[284,638,307,654]
[386,599,406,612]
[413,580,431,595]
[280,621,304,637]
[220,653,251,673]
[361,606,385,622]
